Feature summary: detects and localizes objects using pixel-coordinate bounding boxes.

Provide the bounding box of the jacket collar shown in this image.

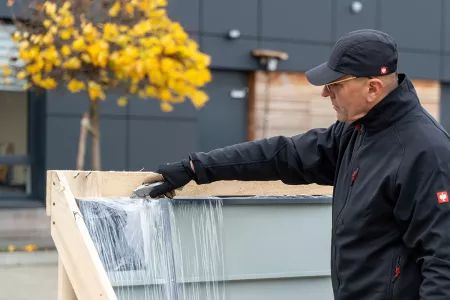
[355,73,419,134]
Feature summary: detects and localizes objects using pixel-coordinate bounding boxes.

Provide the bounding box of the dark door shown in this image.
[197,70,249,152]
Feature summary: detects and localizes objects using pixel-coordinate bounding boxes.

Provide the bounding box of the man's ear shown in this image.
[367,78,384,101]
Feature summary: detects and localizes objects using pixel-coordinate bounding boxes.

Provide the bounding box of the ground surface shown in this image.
[0,251,57,300]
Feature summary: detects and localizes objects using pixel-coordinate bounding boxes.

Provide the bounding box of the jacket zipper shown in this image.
[388,256,401,300]
[392,256,401,282]
[333,128,366,289]
[351,168,359,186]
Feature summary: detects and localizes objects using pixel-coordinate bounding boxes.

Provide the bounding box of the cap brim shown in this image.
[305,62,347,86]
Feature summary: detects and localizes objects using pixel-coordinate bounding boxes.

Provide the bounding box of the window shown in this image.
[0,91,31,197]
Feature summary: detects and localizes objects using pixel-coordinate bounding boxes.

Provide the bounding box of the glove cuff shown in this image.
[182,158,197,181]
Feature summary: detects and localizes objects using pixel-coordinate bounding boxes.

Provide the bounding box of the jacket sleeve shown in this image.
[189,121,347,186]
[394,160,450,299]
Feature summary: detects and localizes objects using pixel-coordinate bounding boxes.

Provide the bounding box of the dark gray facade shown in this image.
[166,0,449,80]
[1,0,450,206]
[45,70,248,173]
[3,0,445,78]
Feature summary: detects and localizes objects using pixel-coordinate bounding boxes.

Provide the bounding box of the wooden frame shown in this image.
[46,170,332,299]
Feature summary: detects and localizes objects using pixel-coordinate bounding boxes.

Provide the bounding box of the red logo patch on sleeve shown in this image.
[437,191,449,204]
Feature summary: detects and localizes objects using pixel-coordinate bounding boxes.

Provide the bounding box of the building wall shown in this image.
[0,0,447,80]
[171,0,448,141]
[45,87,199,172]
[33,0,450,175]
[44,70,250,172]
[162,0,447,81]
[0,0,449,201]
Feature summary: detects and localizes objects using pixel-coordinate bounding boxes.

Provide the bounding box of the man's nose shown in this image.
[322,86,332,97]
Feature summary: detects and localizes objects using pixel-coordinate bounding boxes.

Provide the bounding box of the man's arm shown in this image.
[189,121,346,186]
[143,122,348,197]
[145,121,347,197]
[395,160,450,299]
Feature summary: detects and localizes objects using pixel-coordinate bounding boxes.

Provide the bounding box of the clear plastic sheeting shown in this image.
[77,197,226,300]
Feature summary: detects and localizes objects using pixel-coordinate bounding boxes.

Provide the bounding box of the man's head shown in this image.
[306,29,399,123]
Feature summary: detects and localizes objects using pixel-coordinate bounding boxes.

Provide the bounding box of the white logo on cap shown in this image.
[381,67,388,74]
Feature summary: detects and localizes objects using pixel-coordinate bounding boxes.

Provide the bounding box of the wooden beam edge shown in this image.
[50,171,117,300]
[46,170,333,203]
[47,170,333,198]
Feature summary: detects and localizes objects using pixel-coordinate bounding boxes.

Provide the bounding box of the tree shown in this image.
[1,0,212,170]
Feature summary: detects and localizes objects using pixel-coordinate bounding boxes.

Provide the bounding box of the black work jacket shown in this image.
[189,73,450,300]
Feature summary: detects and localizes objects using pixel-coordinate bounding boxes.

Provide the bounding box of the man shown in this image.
[142,29,450,299]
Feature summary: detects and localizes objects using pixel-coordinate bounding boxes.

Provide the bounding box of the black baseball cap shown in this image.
[305,29,398,86]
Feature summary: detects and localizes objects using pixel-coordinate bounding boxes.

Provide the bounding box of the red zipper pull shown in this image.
[392,256,401,282]
[395,266,400,278]
[351,168,359,186]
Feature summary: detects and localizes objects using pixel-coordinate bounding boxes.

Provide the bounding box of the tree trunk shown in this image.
[89,97,101,171]
[76,113,89,170]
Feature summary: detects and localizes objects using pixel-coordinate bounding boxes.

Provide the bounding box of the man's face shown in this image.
[321,75,371,123]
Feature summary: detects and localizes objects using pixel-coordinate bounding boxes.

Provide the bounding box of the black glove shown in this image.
[147,159,196,198]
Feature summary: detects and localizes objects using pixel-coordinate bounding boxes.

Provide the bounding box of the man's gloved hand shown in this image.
[142,159,196,198]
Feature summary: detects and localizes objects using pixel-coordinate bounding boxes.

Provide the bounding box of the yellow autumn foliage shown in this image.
[3,0,211,111]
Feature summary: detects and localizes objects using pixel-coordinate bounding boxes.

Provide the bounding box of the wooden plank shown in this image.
[46,171,52,216]
[253,127,312,140]
[412,79,440,90]
[423,104,439,120]
[65,172,103,199]
[54,171,104,300]
[249,71,443,141]
[179,180,333,197]
[248,72,256,141]
[412,79,440,121]
[48,171,151,199]
[249,71,328,141]
[255,89,323,99]
[308,117,337,129]
[253,100,310,112]
[49,171,117,300]
[252,49,289,60]
[58,255,77,300]
[253,109,310,129]
[47,171,148,206]
[47,171,333,202]
[254,72,323,98]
